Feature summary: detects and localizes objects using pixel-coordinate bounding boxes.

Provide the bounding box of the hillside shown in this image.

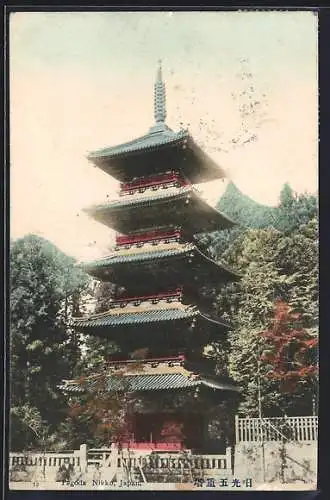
[216,181,279,229]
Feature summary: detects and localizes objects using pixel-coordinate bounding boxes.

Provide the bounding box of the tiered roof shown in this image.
[58,357,240,394]
[64,63,240,396]
[82,240,239,286]
[84,185,235,234]
[71,293,229,348]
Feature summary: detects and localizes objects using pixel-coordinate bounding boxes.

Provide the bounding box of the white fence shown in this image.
[10,415,318,484]
[9,445,231,483]
[9,445,87,482]
[87,447,231,471]
[235,416,318,443]
[9,451,82,469]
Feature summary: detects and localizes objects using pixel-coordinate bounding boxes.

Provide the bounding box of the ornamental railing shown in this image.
[106,355,186,367]
[109,288,182,308]
[115,228,182,247]
[235,415,318,443]
[87,447,232,472]
[9,445,232,483]
[119,172,188,195]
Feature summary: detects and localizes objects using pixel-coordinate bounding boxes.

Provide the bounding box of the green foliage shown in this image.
[216,219,318,417]
[210,182,317,256]
[79,280,120,376]
[10,404,45,451]
[10,177,318,451]
[81,336,120,375]
[196,226,243,261]
[58,270,121,448]
[276,183,318,234]
[10,234,90,450]
[217,181,278,230]
[273,218,318,329]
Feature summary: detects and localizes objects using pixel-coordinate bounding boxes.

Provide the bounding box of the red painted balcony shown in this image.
[110,289,183,308]
[106,355,186,366]
[115,228,182,247]
[119,172,188,194]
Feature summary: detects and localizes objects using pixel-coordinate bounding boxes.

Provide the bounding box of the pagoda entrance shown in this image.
[130,412,204,451]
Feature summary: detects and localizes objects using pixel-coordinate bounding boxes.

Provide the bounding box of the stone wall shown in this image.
[234,441,317,485]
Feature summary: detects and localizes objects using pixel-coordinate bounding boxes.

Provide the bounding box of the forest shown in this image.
[9,182,318,451]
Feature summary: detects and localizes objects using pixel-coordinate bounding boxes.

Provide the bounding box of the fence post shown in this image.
[79,444,87,474]
[226,446,232,472]
[235,415,239,444]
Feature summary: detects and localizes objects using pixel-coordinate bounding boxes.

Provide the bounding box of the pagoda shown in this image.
[60,63,240,456]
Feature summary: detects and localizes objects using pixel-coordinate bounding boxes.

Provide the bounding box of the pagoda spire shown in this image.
[154,60,167,124]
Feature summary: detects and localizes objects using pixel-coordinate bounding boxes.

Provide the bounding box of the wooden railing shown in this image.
[109,288,182,308]
[115,228,182,247]
[87,447,232,472]
[235,415,318,443]
[10,445,232,482]
[119,172,188,195]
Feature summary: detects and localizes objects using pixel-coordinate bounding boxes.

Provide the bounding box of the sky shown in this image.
[10,11,318,261]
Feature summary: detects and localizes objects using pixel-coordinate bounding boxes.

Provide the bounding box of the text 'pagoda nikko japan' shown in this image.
[59,62,242,478]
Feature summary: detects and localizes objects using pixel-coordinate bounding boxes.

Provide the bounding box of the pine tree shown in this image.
[10,234,90,450]
[210,182,317,257]
[274,184,317,234]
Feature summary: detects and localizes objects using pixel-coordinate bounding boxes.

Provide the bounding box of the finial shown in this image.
[156,59,163,81]
[154,60,166,124]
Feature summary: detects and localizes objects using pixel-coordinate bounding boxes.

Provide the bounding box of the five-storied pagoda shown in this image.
[60,63,240,458]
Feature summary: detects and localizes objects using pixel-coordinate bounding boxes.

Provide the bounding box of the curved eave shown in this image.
[58,374,240,394]
[194,247,241,281]
[82,245,240,283]
[83,189,236,234]
[200,376,241,393]
[87,129,188,162]
[186,136,227,182]
[82,245,195,269]
[70,309,230,330]
[86,130,226,184]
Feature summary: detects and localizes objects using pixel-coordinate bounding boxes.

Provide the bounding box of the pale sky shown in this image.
[10,11,318,261]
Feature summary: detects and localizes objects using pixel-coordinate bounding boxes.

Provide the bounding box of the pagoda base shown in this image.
[126,411,227,455]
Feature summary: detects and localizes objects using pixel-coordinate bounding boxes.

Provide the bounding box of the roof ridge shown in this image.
[71,300,191,322]
[94,185,192,209]
[87,128,188,160]
[83,242,194,264]
[85,187,236,233]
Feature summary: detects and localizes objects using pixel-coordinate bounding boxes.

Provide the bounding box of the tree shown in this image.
[216,219,318,416]
[64,366,139,450]
[216,181,278,230]
[273,217,318,331]
[10,234,90,450]
[260,301,318,398]
[10,405,49,452]
[276,184,317,234]
[210,182,317,258]
[76,279,120,376]
[57,272,122,448]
